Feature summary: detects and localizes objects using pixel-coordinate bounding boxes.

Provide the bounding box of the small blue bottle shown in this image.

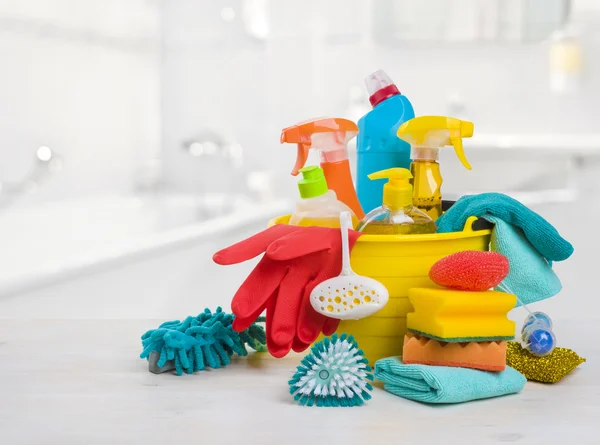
[357,70,415,214]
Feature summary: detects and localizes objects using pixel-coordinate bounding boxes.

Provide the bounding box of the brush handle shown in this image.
[340,211,353,276]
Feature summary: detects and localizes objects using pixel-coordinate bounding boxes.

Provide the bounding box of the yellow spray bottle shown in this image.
[356,168,436,235]
[396,116,474,221]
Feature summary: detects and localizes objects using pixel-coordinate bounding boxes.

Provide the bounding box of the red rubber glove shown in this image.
[213,224,362,358]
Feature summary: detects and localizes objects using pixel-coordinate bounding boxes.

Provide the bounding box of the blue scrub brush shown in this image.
[289,333,373,407]
[140,307,265,375]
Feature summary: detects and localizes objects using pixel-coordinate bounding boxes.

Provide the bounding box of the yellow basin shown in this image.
[269,215,491,364]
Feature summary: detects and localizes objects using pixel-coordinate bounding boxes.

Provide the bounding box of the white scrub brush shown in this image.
[288,333,373,407]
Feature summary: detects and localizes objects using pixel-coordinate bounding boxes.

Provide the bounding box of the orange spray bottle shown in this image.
[281,118,365,219]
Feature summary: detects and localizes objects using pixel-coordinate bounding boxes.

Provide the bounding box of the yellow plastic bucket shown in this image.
[268,215,491,364]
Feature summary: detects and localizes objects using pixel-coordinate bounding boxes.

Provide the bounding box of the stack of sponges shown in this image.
[404,251,515,372]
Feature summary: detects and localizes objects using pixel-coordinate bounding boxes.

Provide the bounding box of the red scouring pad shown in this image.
[429,251,510,292]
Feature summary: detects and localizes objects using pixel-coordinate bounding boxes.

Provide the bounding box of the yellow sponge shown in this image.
[407,288,516,342]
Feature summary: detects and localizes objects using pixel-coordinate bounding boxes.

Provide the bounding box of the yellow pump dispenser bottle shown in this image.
[356,168,436,235]
[397,116,474,221]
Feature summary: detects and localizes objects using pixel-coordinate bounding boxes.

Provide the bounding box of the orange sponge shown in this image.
[402,333,507,372]
[429,251,509,292]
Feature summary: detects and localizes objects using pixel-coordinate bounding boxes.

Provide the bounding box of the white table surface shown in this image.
[0,319,597,445]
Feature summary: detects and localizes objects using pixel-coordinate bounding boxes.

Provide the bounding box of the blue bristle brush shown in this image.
[289,333,374,407]
[140,307,266,375]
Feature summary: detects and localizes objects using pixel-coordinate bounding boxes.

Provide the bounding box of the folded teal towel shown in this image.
[374,357,526,404]
[485,215,562,305]
[436,193,573,305]
[437,193,574,262]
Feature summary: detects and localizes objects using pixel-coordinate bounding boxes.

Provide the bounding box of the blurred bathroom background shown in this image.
[0,0,597,325]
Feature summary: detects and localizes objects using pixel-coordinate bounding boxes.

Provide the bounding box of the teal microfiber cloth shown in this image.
[437,193,573,261]
[436,193,573,305]
[140,307,266,375]
[374,356,526,404]
[485,215,563,305]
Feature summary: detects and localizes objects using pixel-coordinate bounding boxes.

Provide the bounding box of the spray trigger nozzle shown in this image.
[397,116,474,170]
[281,118,358,176]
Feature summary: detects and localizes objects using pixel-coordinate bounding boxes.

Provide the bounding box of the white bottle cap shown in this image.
[365,70,393,95]
[364,70,400,106]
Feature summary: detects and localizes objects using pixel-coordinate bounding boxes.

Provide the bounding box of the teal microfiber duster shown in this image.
[289,333,374,407]
[140,307,265,375]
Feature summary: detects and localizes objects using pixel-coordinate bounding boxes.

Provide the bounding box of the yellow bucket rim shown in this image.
[268,215,490,242]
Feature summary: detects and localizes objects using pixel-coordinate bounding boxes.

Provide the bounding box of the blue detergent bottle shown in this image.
[357,70,415,214]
